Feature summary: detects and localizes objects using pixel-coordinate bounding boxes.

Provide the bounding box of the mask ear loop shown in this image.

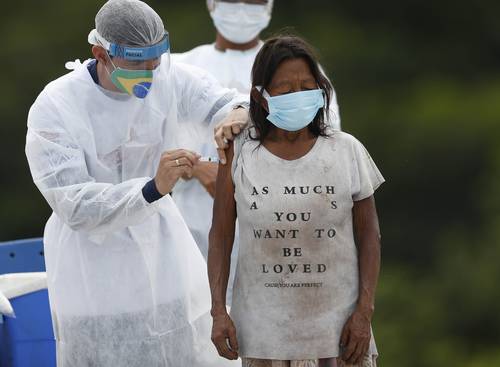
[93,34,118,77]
[100,52,120,82]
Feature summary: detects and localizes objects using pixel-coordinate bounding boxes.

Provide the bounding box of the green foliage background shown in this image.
[1,1,499,366]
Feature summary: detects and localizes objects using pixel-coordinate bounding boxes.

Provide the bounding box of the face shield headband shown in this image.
[88,29,170,61]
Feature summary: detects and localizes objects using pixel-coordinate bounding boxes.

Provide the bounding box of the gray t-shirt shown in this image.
[230,129,385,360]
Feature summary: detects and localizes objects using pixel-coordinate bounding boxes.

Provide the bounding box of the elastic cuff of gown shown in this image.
[142,179,164,203]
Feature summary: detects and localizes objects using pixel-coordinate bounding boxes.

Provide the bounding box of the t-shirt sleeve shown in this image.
[350,136,385,201]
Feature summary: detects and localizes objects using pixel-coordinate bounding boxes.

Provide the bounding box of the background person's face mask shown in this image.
[262,89,325,132]
[105,56,154,99]
[210,2,271,44]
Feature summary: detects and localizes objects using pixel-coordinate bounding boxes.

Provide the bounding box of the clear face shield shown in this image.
[88,29,171,98]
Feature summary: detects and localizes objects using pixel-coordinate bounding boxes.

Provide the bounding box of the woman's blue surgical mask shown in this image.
[261,88,325,131]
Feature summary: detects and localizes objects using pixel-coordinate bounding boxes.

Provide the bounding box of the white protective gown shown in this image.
[25,55,243,367]
[171,43,341,303]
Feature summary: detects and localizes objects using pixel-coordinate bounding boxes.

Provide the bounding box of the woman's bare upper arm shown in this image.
[352,195,380,239]
[212,142,237,225]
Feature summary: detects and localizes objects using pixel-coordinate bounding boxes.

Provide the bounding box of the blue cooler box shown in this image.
[0,238,56,367]
[1,289,56,367]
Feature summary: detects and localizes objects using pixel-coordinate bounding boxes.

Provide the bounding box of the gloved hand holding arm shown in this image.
[213,106,249,164]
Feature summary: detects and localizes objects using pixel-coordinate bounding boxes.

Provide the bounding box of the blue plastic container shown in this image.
[0,238,55,367]
[0,238,46,274]
[1,289,56,367]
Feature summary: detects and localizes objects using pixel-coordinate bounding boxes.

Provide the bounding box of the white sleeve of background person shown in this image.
[25,92,159,237]
[328,85,341,130]
[173,62,248,128]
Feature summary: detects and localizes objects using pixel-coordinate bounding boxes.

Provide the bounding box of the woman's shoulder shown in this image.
[233,125,257,157]
[323,130,363,149]
[235,125,258,147]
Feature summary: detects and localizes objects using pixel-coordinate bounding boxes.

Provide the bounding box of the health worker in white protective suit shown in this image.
[25,0,247,366]
[172,0,341,304]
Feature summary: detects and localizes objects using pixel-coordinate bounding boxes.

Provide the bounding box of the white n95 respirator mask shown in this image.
[209,1,272,44]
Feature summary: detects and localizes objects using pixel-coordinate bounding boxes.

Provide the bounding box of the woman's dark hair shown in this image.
[250,34,333,142]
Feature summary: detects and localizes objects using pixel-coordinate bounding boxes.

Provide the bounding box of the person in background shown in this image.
[172,0,341,304]
[25,0,245,365]
[208,35,383,367]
